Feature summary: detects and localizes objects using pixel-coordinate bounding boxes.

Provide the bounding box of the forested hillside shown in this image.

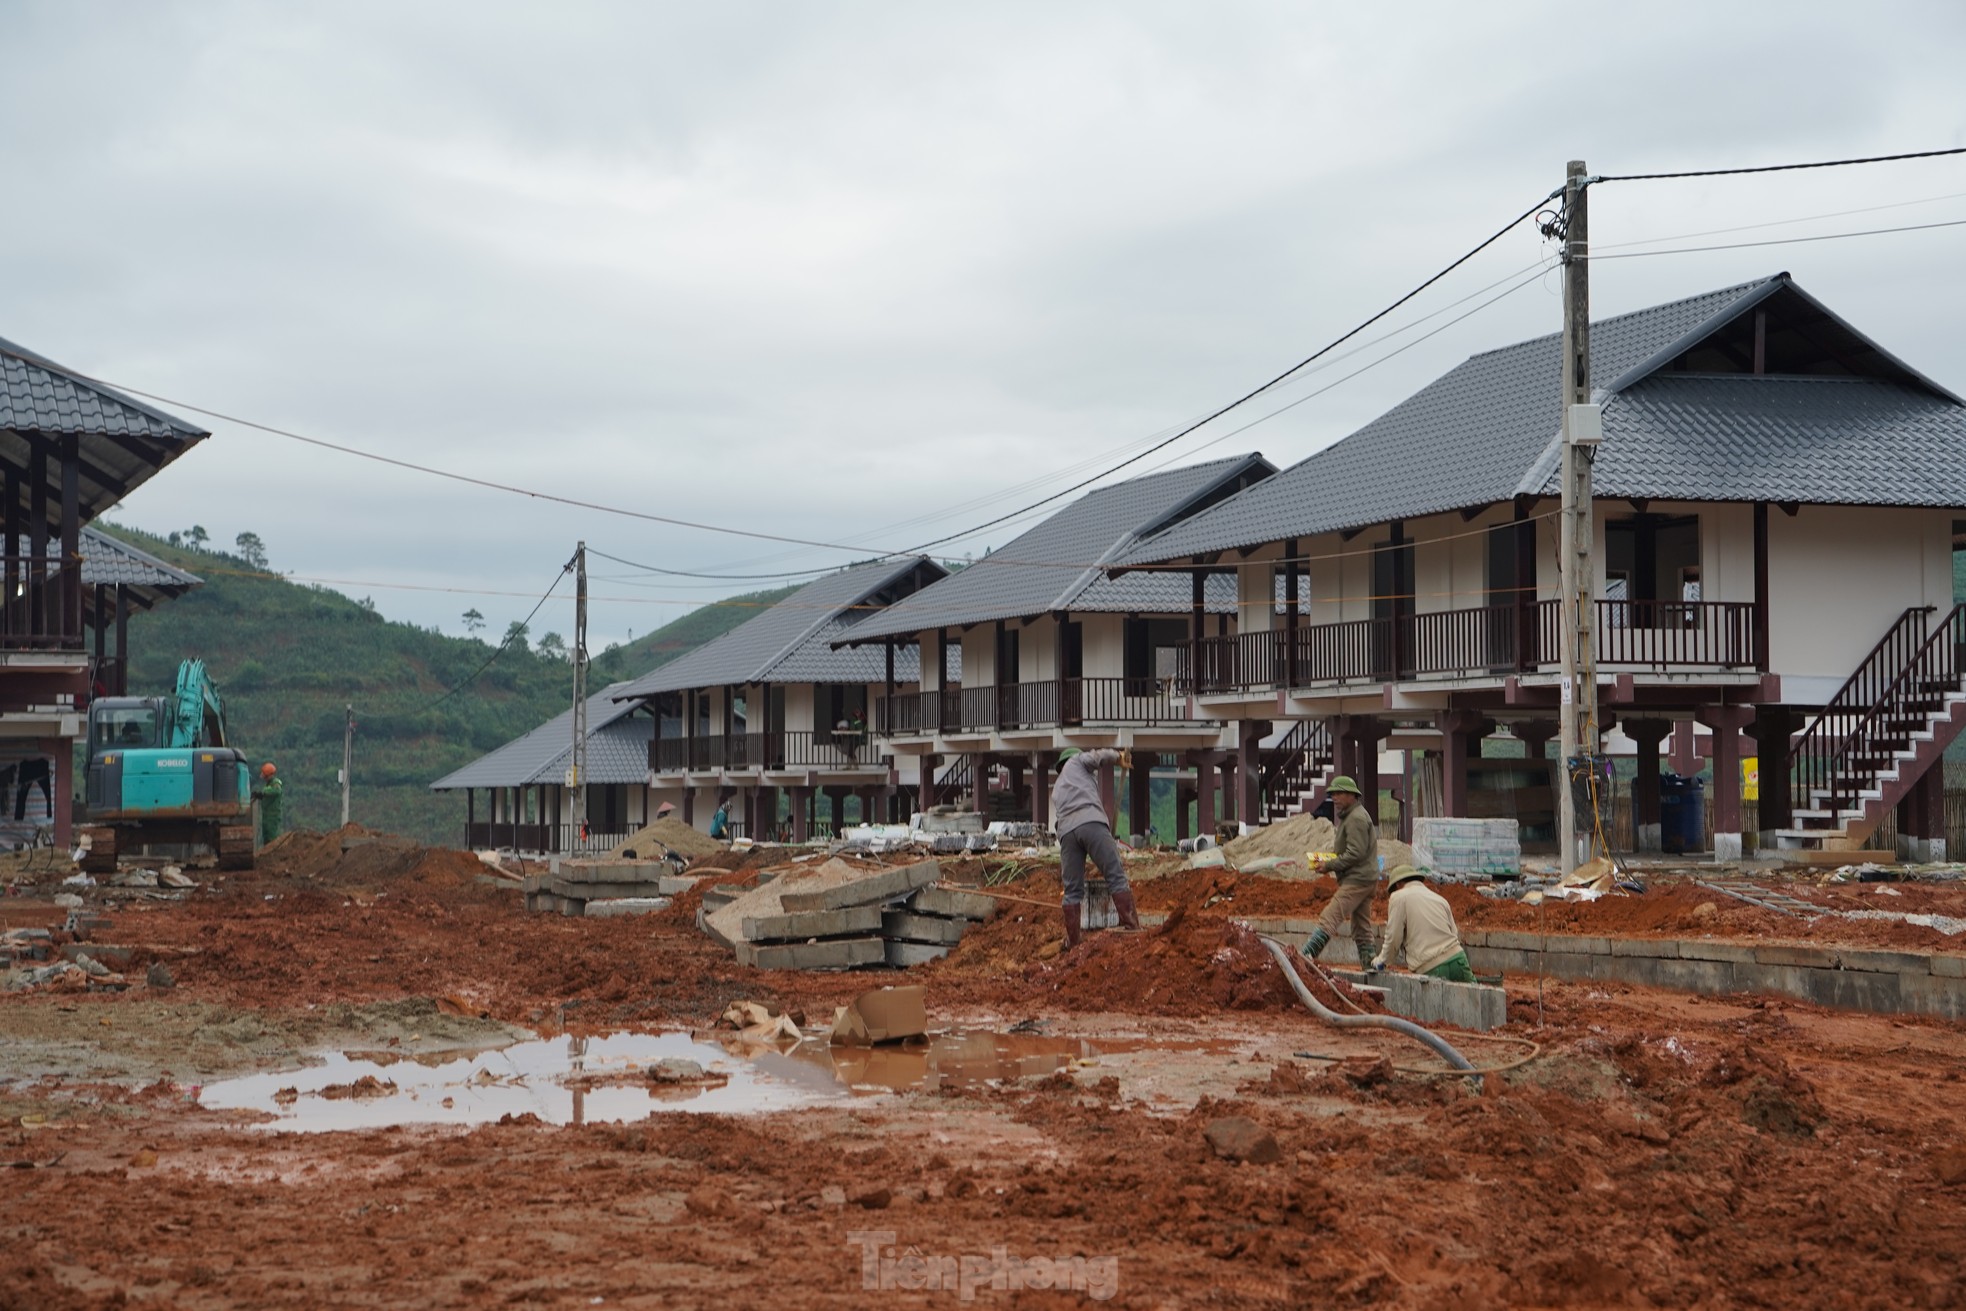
[102,524,793,843]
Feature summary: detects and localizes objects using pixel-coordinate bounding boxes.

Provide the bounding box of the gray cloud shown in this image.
[5,0,1964,649]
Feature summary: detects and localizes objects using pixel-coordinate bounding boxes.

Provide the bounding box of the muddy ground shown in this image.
[2,834,1965,1309]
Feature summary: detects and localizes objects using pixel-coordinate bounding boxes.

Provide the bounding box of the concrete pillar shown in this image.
[830,787,845,836]
[1437,711,1485,818]
[1349,719,1383,821]
[917,753,940,816]
[790,786,811,842]
[755,786,777,842]
[971,752,988,815]
[1193,752,1217,837]
[1670,721,1701,778]
[1029,752,1052,827]
[1219,757,1237,827]
[46,737,71,848]
[683,788,695,826]
[1006,759,1026,820]
[1097,757,1117,826]
[1698,705,1754,861]
[1753,705,1796,840]
[1127,751,1156,840]
[1237,719,1265,828]
[1623,719,1672,854]
[1174,784,1193,842]
[1327,716,1351,779]
[1516,719,1557,765]
[1897,764,1946,863]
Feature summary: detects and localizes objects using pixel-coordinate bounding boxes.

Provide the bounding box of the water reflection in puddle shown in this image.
[198,1030,1117,1132]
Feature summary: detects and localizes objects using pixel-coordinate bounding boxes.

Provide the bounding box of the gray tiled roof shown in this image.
[0,334,209,441]
[609,556,944,700]
[1561,374,1966,506]
[77,527,202,592]
[841,454,1276,643]
[1120,276,1800,564]
[431,682,651,789]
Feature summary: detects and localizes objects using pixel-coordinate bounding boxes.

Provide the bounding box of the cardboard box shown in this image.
[829,984,927,1046]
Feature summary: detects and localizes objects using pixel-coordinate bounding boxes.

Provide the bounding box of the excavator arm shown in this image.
[170,659,230,750]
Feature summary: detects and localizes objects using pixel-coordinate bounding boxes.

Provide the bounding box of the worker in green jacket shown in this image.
[256,763,284,845]
[1298,775,1378,969]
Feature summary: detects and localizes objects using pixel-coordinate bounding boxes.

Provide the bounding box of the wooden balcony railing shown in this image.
[1,553,86,652]
[650,730,884,773]
[874,677,1187,736]
[463,822,634,855]
[1181,599,1761,694]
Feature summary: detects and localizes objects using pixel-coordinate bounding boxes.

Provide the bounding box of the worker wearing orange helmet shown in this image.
[254,762,285,844]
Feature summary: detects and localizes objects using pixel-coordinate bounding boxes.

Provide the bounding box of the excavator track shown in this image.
[216,824,257,871]
[78,825,118,875]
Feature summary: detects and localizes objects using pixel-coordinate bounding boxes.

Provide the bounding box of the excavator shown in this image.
[79,659,257,874]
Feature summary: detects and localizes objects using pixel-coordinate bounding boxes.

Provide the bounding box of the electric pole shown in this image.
[1556,159,1601,873]
[569,542,589,843]
[341,703,354,827]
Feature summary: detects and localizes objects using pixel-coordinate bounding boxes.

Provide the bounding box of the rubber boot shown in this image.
[1358,938,1377,971]
[1062,903,1084,949]
[1299,927,1330,962]
[1112,888,1142,931]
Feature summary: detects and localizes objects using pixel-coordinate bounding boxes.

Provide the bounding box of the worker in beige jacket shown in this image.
[1372,865,1475,981]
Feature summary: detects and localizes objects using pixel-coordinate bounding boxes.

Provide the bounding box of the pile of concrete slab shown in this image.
[523,859,700,918]
[700,857,997,970]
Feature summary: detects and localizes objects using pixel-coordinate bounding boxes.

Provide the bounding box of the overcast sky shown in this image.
[6,1,1965,653]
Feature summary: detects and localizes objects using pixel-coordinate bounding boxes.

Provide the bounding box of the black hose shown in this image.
[1258,936,1475,1072]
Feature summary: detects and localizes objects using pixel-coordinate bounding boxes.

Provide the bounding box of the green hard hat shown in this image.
[1057,747,1083,762]
[1387,864,1428,889]
[1327,775,1362,796]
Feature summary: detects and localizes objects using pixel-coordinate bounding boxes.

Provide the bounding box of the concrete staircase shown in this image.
[1260,720,1336,824]
[1776,604,1966,851]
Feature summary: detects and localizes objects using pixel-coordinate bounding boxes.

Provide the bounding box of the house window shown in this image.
[1124,617,1187,691]
[587,784,625,833]
[1605,515,1701,627]
[996,625,1020,685]
[816,685,868,744]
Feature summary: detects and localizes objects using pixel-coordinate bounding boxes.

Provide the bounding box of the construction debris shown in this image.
[829,985,927,1046]
[523,859,699,916]
[702,857,996,970]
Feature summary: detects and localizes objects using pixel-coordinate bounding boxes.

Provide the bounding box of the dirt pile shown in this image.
[609,818,725,861]
[255,825,489,891]
[1223,812,1334,863]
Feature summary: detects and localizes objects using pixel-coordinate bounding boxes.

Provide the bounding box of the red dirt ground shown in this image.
[3,835,1964,1308]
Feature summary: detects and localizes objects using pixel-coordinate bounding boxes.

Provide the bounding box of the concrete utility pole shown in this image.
[569,542,589,842]
[1557,159,1602,873]
[340,703,354,827]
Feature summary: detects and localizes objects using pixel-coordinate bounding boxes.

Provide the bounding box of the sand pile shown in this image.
[1224,813,1335,864]
[610,817,726,861]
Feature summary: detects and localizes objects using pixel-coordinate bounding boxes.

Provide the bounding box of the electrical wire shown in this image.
[1593,188,1966,253]
[1593,146,1966,183]
[404,558,574,716]
[1591,216,1966,261]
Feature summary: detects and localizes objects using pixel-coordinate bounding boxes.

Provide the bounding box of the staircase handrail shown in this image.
[1259,719,1331,814]
[1811,604,1965,809]
[1790,605,1935,806]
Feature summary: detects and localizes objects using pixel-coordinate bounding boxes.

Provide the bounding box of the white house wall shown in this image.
[1766,505,1953,687]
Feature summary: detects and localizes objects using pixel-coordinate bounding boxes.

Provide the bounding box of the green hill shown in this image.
[101,524,794,844]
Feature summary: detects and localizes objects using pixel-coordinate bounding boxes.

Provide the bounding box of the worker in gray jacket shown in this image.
[1052,746,1141,947]
[1298,775,1379,969]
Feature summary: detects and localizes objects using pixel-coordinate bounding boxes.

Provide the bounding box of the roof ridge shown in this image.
[1463,273,1782,363]
[750,556,929,680]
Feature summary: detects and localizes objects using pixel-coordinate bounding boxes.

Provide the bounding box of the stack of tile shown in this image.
[701,857,998,969]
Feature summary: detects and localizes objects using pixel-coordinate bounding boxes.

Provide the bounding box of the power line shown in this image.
[1595,146,1966,183]
[1594,188,1966,252]
[1593,216,1966,261]
[413,558,573,715]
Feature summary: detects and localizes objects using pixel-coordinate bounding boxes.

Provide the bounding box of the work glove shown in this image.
[1116,749,1133,771]
[1370,956,1387,972]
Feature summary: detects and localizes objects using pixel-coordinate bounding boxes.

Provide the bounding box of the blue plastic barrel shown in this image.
[1659,773,1706,854]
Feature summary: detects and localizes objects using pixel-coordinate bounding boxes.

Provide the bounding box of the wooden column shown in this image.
[1282,538,1300,688]
[1029,752,1051,827]
[1174,784,1193,841]
[1351,719,1383,822]
[28,438,48,640]
[790,785,811,842]
[829,787,845,836]
[971,752,988,815]
[3,458,20,641]
[1189,570,1205,690]
[1752,501,1770,672]
[918,753,940,815]
[1514,504,1538,671]
[59,436,79,645]
[1193,752,1217,836]
[114,585,129,693]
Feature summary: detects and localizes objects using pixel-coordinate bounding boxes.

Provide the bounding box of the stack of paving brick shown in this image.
[522,859,700,918]
[702,857,998,970]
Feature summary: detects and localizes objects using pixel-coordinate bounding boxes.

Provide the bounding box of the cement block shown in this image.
[777,860,942,913]
[1327,967,1507,1032]
[1569,936,1613,956]
[881,911,967,946]
[1674,940,1761,965]
[1835,948,1932,976]
[550,878,675,901]
[1929,953,1966,979]
[885,940,953,968]
[740,905,885,943]
[560,860,671,885]
[585,897,672,918]
[521,875,549,894]
[735,937,886,971]
[1611,938,1675,959]
[1479,930,1548,953]
[1754,944,1837,968]
[1803,968,1899,1012]
[1897,971,1966,1020]
[908,885,999,921]
[61,944,133,971]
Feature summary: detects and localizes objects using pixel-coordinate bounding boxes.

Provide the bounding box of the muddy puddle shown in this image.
[197,1029,1180,1131]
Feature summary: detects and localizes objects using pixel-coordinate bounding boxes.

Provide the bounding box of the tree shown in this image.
[502,621,530,653]
[235,532,268,570]
[186,525,209,550]
[537,631,568,661]
[462,608,485,634]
